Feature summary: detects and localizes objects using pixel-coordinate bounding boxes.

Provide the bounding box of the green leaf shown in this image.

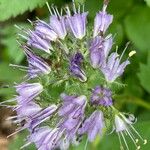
[108,21,124,46]
[0,0,47,21]
[137,52,150,93]
[145,0,150,7]
[124,6,150,52]
[0,62,24,98]
[0,62,24,82]
[1,25,26,63]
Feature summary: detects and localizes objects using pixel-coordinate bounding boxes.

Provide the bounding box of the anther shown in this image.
[144,139,147,145]
[137,146,141,150]
[135,139,139,143]
[129,51,136,57]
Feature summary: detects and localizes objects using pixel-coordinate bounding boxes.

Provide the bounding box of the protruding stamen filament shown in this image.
[46,2,52,15]
[72,0,77,14]
[0,98,17,105]
[20,142,32,149]
[126,128,140,149]
[65,6,71,16]
[7,127,26,138]
[120,132,129,150]
[118,133,125,150]
[130,125,146,143]
[119,42,130,62]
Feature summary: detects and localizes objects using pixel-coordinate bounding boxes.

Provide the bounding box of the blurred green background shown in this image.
[0,0,150,149]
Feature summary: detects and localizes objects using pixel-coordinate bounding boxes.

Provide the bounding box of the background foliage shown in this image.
[0,0,150,149]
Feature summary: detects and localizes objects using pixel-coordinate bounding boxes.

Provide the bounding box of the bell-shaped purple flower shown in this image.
[35,20,58,41]
[78,110,105,142]
[66,3,88,39]
[93,3,113,37]
[101,52,130,82]
[27,30,52,54]
[50,15,67,40]
[91,86,112,106]
[103,34,113,58]
[89,36,104,68]
[58,93,86,143]
[89,35,113,68]
[11,104,57,137]
[23,47,51,78]
[15,83,43,104]
[6,102,42,137]
[59,93,87,118]
[22,126,64,150]
[16,102,42,119]
[28,105,57,130]
[7,102,41,128]
[58,116,82,141]
[49,6,67,40]
[69,52,87,82]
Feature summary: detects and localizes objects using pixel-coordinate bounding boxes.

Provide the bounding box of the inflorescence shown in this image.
[1,0,147,150]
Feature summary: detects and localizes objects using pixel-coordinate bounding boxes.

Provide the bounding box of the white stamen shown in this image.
[0,104,14,108]
[115,45,119,53]
[65,6,71,16]
[121,132,129,150]
[52,6,57,16]
[9,64,28,69]
[20,142,32,149]
[6,116,18,120]
[126,128,140,148]
[7,127,26,138]
[72,0,77,14]
[82,4,85,13]
[0,98,17,105]
[130,125,145,142]
[18,33,28,40]
[27,19,33,25]
[78,4,81,14]
[14,24,28,34]
[118,133,125,150]
[9,64,28,72]
[119,42,130,62]
[13,119,23,124]
[55,6,61,17]
[14,24,22,30]
[102,4,107,12]
[60,8,63,16]
[46,2,52,15]
[84,138,88,150]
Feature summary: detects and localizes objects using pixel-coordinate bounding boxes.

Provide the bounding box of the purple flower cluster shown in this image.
[2,0,147,150]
